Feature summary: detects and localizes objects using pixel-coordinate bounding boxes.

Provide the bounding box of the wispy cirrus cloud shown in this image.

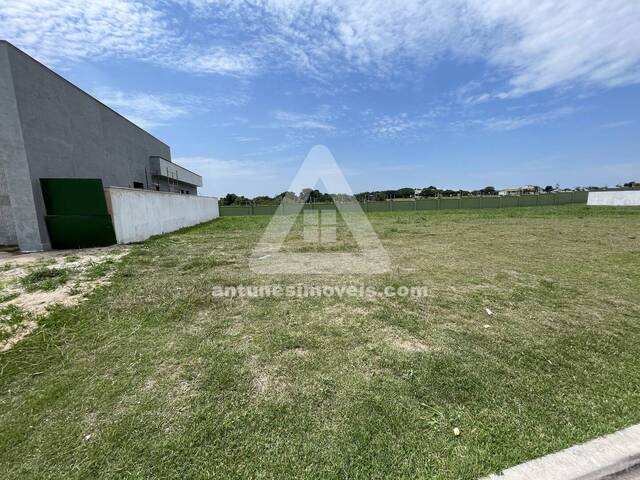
[91,85,251,129]
[173,156,271,178]
[600,120,633,129]
[270,108,336,131]
[0,0,257,76]
[371,113,431,138]
[2,0,639,96]
[468,106,578,132]
[173,155,285,196]
[176,0,640,96]
[92,87,199,129]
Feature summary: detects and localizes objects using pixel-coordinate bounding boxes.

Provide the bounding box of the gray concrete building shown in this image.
[0,41,202,251]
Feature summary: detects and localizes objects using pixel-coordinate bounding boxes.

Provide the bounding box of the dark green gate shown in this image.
[40,178,117,249]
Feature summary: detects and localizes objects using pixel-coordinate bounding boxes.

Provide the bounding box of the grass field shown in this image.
[1,204,640,479]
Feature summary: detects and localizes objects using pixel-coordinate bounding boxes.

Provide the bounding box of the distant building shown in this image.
[0,41,203,251]
[498,185,538,196]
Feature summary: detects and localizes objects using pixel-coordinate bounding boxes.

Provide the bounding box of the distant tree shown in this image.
[480,186,497,195]
[276,191,297,202]
[221,193,238,206]
[252,195,273,204]
[544,185,554,193]
[299,188,314,202]
[374,192,388,201]
[395,187,415,198]
[417,186,439,197]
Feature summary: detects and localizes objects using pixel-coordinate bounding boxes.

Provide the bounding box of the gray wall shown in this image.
[0,43,41,249]
[152,177,198,195]
[0,41,173,250]
[105,187,218,244]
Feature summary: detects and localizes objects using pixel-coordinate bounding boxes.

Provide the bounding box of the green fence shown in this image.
[219,191,589,217]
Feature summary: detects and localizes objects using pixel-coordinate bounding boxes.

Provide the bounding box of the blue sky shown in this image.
[2,0,639,197]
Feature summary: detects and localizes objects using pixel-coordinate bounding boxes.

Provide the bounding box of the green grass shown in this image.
[19,267,70,292]
[1,205,639,479]
[0,292,19,304]
[0,304,30,344]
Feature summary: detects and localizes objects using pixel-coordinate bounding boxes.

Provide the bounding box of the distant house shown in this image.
[498,185,538,196]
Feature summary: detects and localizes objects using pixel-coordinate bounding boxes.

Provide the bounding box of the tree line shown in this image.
[219,181,638,206]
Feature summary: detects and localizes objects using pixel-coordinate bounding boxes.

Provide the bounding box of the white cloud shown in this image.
[172,155,282,196]
[476,0,640,96]
[371,113,430,138]
[0,0,257,75]
[600,120,633,129]
[173,156,269,178]
[188,0,640,95]
[175,49,258,76]
[478,106,578,131]
[92,88,196,128]
[0,0,173,63]
[271,109,335,130]
[2,0,639,95]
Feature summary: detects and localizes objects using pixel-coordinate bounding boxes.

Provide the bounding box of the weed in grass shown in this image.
[64,255,81,263]
[83,260,115,280]
[0,304,30,343]
[20,267,70,292]
[34,257,57,267]
[0,292,19,303]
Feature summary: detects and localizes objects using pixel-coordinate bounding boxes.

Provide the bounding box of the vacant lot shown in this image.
[1,205,639,479]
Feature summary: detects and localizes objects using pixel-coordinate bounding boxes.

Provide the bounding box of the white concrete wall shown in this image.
[104,187,219,244]
[587,191,640,206]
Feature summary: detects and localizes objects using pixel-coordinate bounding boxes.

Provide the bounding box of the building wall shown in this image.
[0,41,174,250]
[0,43,42,249]
[105,187,219,244]
[151,177,198,195]
[587,191,640,206]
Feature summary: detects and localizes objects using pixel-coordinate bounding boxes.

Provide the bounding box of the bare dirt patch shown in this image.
[380,327,430,353]
[247,354,290,399]
[0,245,129,351]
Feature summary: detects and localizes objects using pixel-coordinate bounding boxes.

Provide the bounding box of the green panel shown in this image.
[519,195,538,206]
[392,201,416,211]
[557,192,573,204]
[45,215,116,249]
[218,191,588,217]
[253,205,278,216]
[440,198,460,210]
[416,199,438,210]
[282,203,301,216]
[461,197,481,209]
[308,203,336,210]
[500,196,519,207]
[538,194,556,205]
[366,201,390,212]
[219,206,252,216]
[40,178,109,215]
[481,197,501,208]
[572,191,588,203]
[339,202,362,213]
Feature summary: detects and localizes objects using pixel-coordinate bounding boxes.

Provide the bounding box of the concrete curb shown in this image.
[483,424,640,480]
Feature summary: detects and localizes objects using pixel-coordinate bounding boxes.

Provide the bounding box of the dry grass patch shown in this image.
[0,246,128,350]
